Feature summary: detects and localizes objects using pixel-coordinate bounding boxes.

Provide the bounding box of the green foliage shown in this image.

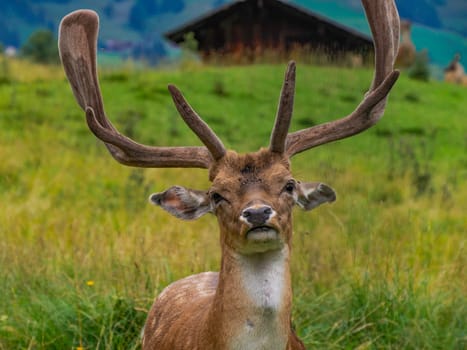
[180,32,198,52]
[0,63,466,349]
[179,32,201,69]
[295,276,465,349]
[0,54,11,84]
[0,278,146,349]
[408,50,431,82]
[21,29,59,64]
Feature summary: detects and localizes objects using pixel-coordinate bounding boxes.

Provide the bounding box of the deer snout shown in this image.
[241,205,275,226]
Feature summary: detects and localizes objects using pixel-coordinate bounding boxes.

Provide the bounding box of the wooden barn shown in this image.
[164,0,373,62]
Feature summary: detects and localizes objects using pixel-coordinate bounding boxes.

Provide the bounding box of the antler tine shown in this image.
[168,85,226,161]
[364,0,400,89]
[59,10,214,168]
[269,61,296,154]
[84,107,212,168]
[58,10,105,123]
[285,0,400,157]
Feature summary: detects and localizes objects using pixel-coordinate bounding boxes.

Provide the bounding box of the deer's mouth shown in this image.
[246,226,278,242]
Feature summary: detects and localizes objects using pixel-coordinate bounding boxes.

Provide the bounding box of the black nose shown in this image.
[242,205,273,226]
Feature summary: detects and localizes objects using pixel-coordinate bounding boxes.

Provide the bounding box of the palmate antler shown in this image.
[59,0,400,168]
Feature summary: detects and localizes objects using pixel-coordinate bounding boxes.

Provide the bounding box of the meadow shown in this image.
[0,57,465,349]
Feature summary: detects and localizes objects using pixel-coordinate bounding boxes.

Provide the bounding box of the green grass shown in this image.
[0,60,466,349]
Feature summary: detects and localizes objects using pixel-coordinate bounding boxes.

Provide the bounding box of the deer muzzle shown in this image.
[241,205,275,227]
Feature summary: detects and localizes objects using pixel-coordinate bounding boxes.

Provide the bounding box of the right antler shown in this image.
[269,0,400,157]
[59,10,225,168]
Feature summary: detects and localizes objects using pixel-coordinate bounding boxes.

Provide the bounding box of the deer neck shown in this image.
[207,244,293,349]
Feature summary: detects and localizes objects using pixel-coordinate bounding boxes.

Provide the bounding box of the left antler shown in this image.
[59,10,225,168]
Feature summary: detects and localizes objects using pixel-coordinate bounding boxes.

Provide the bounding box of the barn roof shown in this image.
[165,0,372,45]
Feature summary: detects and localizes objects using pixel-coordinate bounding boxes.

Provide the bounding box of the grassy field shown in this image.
[0,57,466,349]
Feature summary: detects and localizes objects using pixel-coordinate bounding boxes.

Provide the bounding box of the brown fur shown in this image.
[143,150,305,349]
[395,20,416,68]
[444,54,467,86]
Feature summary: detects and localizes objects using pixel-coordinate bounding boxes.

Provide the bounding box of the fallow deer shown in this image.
[58,1,400,348]
[395,19,415,69]
[444,53,467,86]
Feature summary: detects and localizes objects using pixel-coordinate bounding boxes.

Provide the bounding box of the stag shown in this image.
[444,54,467,86]
[59,1,399,348]
[395,20,415,69]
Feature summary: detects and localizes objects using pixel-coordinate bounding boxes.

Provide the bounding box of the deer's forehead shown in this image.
[210,150,291,189]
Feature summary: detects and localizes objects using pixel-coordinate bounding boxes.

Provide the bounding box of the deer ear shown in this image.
[149,186,212,220]
[296,182,336,211]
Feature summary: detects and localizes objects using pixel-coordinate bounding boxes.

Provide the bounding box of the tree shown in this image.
[408,50,431,82]
[21,29,59,64]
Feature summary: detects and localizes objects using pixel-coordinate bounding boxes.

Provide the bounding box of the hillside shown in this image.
[294,0,467,69]
[1,0,466,67]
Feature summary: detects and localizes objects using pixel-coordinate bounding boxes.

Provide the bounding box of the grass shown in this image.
[0,58,466,349]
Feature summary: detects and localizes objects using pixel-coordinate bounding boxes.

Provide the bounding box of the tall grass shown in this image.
[0,60,465,349]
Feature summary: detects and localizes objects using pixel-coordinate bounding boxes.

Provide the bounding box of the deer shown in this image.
[58,1,400,349]
[444,53,467,86]
[395,19,415,69]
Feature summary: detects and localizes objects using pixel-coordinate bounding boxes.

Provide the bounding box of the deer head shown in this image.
[59,1,399,348]
[150,147,337,255]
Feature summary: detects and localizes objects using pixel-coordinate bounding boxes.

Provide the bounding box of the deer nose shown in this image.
[241,205,274,226]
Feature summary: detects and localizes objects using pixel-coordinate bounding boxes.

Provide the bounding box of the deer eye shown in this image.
[211,192,225,205]
[283,180,296,194]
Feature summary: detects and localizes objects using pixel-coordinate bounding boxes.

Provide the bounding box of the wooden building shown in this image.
[164,0,373,62]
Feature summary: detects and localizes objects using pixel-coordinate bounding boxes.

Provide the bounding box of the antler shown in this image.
[276,0,400,157]
[269,61,296,154]
[58,10,225,168]
[60,0,399,167]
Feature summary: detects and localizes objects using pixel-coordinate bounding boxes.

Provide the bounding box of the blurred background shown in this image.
[0,1,466,349]
[1,0,466,77]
